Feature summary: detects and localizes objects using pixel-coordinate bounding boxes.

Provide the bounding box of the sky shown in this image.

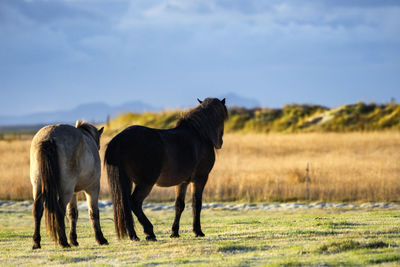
[1,0,399,116]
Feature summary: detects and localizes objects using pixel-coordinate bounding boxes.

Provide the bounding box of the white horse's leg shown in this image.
[57,188,74,248]
[85,187,108,245]
[32,182,44,249]
[67,194,79,246]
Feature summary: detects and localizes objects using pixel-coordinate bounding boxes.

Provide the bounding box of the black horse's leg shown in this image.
[131,184,156,241]
[67,194,79,246]
[171,182,189,238]
[32,192,44,249]
[85,189,108,245]
[192,181,207,237]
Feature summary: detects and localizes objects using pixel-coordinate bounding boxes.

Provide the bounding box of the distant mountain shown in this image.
[0,93,260,127]
[0,101,159,126]
[219,92,261,108]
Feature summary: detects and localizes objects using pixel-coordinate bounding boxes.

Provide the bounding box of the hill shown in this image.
[103,102,400,135]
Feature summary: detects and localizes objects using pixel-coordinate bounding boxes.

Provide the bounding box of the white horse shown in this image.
[30,120,108,249]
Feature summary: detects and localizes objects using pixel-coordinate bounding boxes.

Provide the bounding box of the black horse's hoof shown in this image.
[32,243,41,250]
[130,236,140,241]
[146,236,157,241]
[195,231,205,237]
[170,233,180,238]
[60,241,71,248]
[70,240,79,247]
[98,238,109,245]
[96,235,108,245]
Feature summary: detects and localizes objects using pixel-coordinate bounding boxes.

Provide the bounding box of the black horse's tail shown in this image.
[38,139,63,243]
[104,139,134,240]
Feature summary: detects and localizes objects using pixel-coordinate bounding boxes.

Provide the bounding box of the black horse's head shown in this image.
[197,98,227,149]
[177,97,228,149]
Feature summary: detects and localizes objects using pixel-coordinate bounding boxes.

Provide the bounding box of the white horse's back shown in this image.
[31,125,83,193]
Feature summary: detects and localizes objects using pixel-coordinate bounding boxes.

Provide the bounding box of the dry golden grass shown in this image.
[205,132,400,202]
[0,132,399,202]
[0,139,32,200]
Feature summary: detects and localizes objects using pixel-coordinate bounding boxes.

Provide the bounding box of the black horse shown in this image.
[105,98,228,241]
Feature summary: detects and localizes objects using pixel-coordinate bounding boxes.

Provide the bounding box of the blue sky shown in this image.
[1,0,399,116]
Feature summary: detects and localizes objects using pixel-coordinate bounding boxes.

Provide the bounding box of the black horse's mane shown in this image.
[176,98,228,145]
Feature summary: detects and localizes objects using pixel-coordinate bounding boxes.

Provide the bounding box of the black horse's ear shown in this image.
[98,127,104,135]
[221,98,226,105]
[197,98,203,104]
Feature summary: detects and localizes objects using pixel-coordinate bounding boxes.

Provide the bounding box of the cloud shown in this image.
[110,0,400,65]
[2,0,399,63]
[107,0,400,70]
[0,0,399,113]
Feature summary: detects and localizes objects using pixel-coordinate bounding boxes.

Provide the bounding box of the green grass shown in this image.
[0,204,399,266]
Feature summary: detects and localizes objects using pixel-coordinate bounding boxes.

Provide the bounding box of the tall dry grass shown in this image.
[1,132,399,202]
[0,139,32,200]
[205,132,400,202]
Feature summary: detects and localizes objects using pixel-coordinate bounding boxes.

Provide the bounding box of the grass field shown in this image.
[1,204,399,266]
[0,132,399,202]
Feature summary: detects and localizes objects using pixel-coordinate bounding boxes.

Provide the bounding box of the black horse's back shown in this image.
[117,126,164,183]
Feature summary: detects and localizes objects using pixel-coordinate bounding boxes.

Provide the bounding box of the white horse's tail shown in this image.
[38,139,64,243]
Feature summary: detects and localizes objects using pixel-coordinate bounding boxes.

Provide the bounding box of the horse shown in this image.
[105,98,228,241]
[30,120,108,249]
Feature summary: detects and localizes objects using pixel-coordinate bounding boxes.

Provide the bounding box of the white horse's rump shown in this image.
[30,120,108,249]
